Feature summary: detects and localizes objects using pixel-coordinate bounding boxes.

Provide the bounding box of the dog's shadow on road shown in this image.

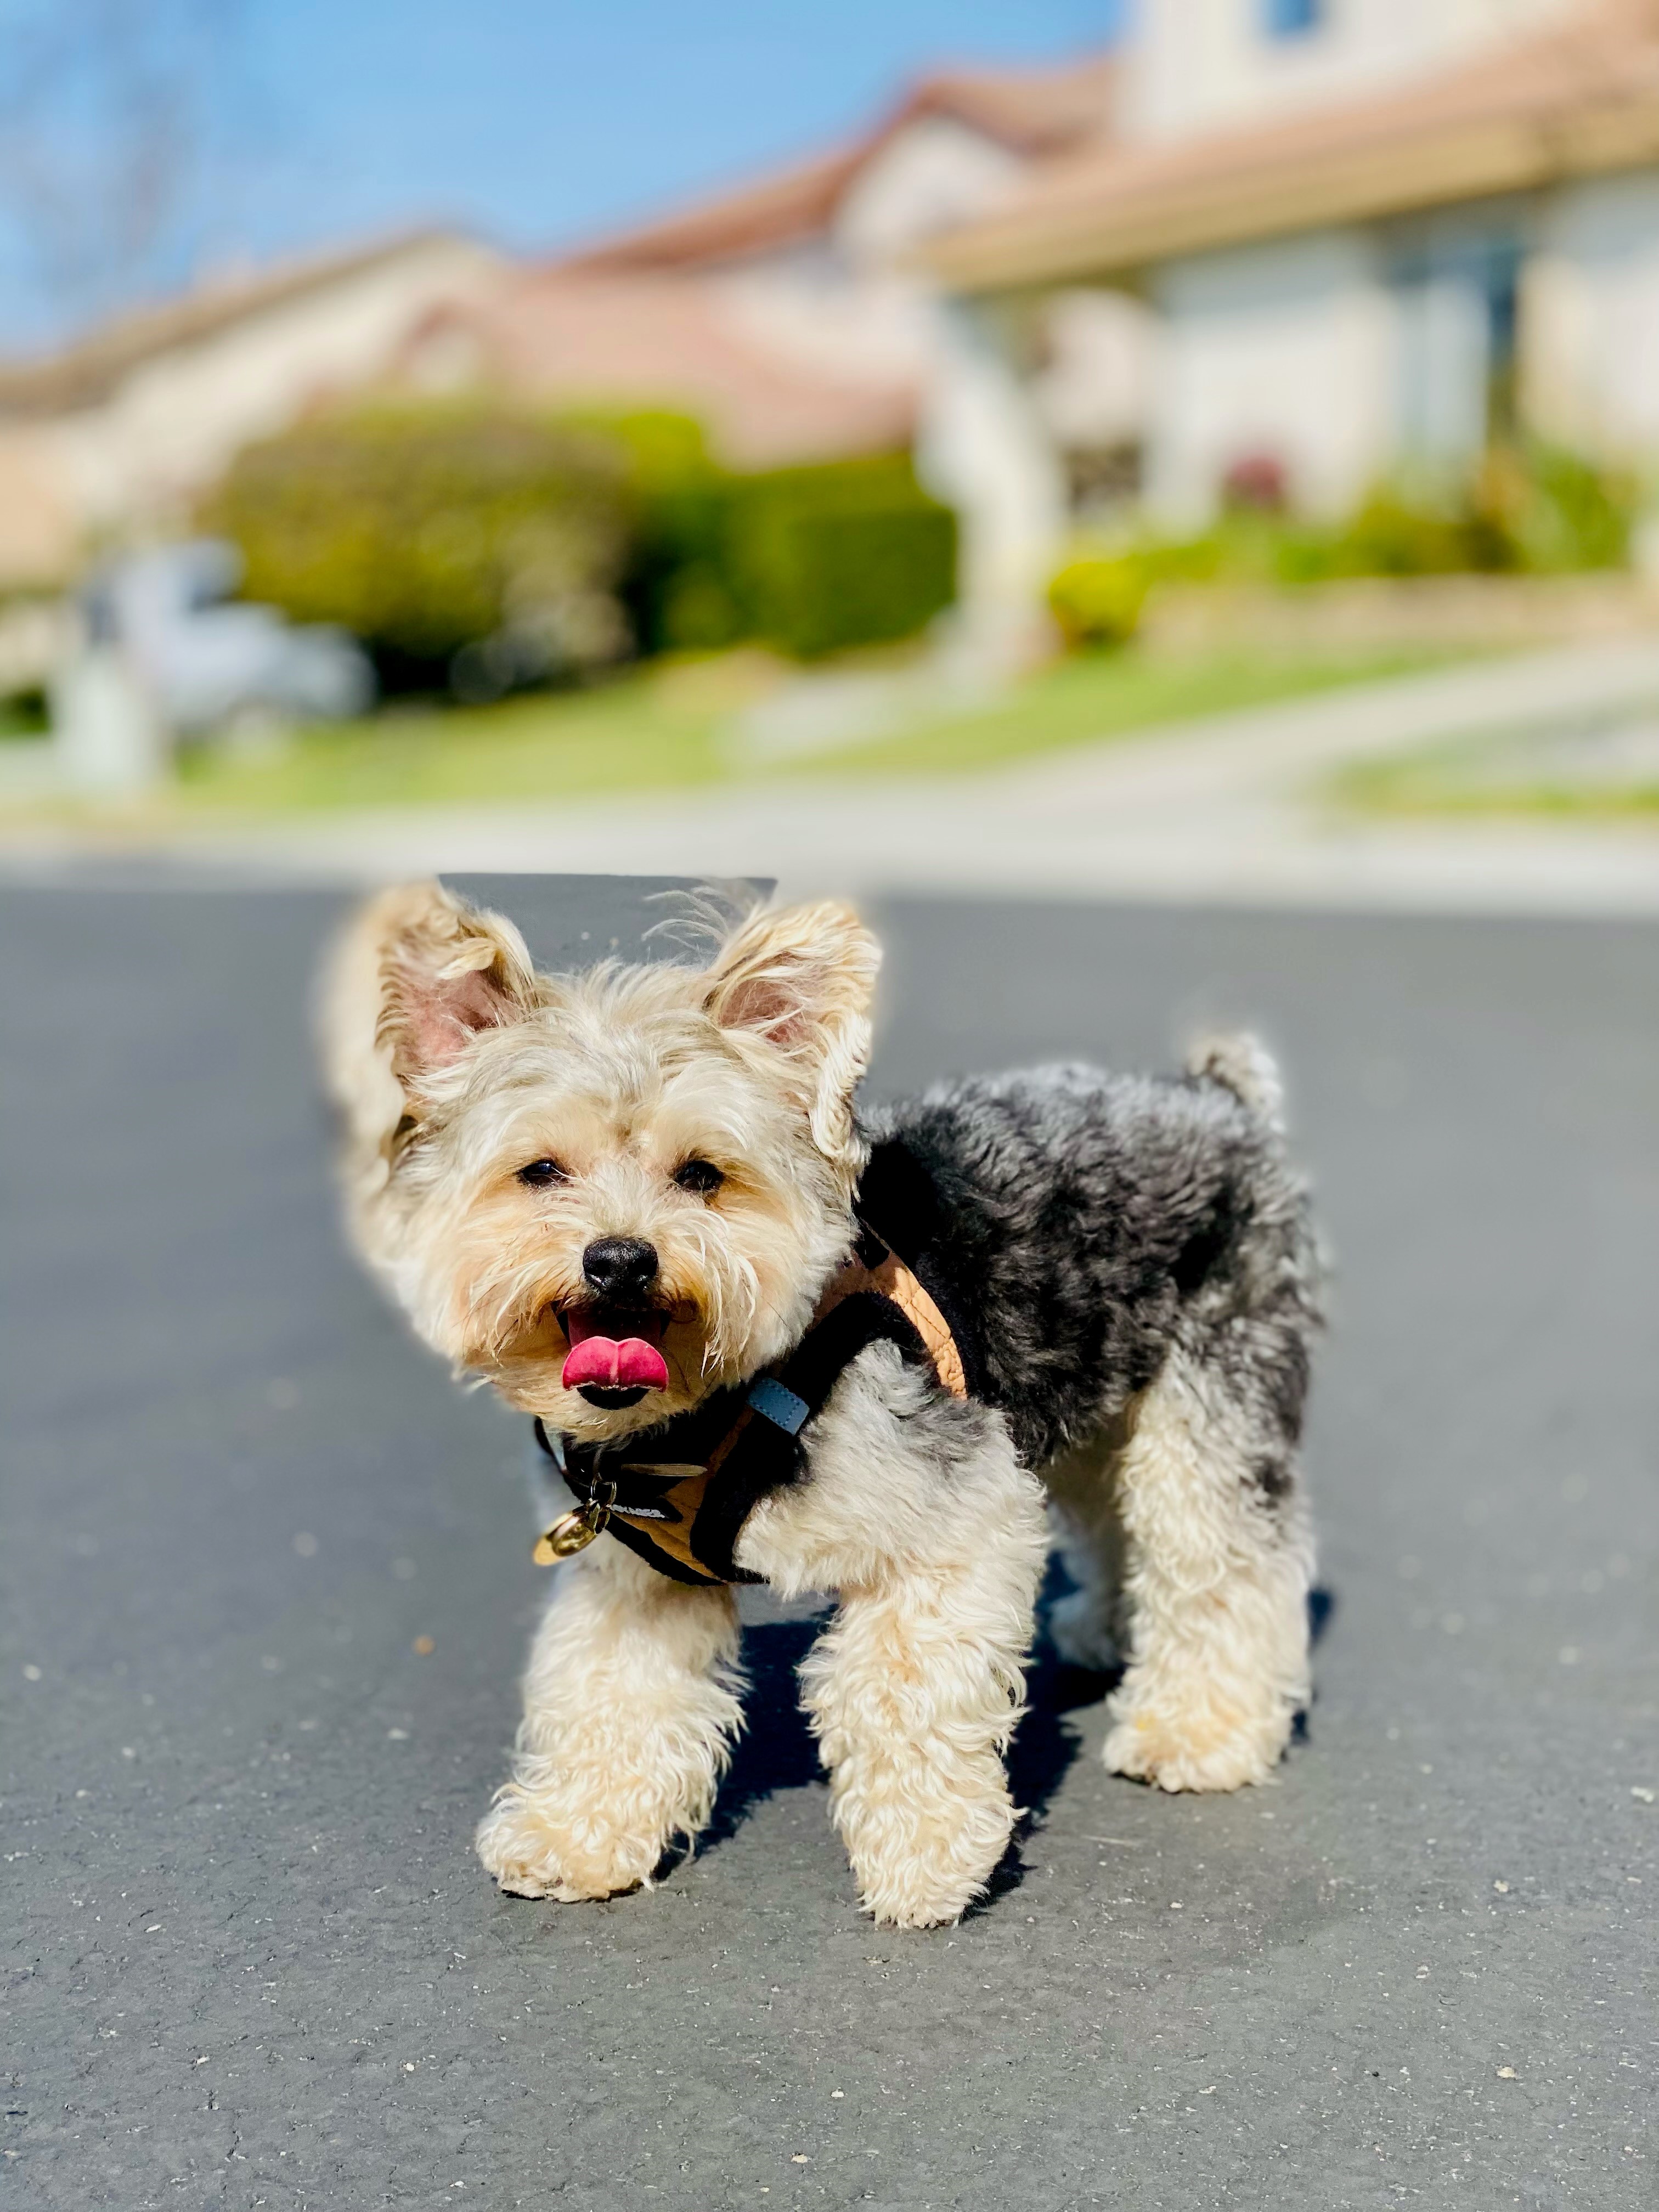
[974,1562,1123,1916]
[977,1573,1340,1912]
[691,1566,1115,1878]
[698,1617,828,1853]
[685,1575,1338,1908]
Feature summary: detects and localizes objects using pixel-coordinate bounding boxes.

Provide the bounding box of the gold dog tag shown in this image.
[533,1502,609,1564]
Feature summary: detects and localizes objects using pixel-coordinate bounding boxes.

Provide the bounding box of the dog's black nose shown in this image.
[582,1237,659,1302]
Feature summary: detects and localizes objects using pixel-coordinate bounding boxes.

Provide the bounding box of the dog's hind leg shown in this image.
[1103,1346,1313,1793]
[476,1542,744,1901]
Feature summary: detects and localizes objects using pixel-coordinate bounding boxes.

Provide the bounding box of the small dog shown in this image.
[321,881,1321,1928]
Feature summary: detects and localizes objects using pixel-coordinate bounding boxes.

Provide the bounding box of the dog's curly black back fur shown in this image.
[858,1059,1322,1475]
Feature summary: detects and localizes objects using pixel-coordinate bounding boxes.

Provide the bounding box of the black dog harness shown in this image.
[532,1221,969,1587]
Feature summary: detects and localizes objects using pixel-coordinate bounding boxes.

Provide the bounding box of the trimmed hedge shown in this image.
[205,403,960,688]
[727,455,958,659]
[625,446,958,661]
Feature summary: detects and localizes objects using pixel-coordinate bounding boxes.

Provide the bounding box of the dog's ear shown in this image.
[704,900,879,1165]
[320,881,537,1148]
[373,882,537,1088]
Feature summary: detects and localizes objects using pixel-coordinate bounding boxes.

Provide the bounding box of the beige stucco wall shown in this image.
[1524,171,1659,460]
[1008,155,1659,551]
[1144,228,1395,524]
[1124,0,1583,146]
[706,114,1132,650]
[1031,288,1160,454]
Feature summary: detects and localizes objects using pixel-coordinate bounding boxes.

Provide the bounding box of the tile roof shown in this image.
[401,273,917,469]
[562,51,1118,274]
[929,0,1659,289]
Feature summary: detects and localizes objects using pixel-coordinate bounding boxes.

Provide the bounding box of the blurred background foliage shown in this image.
[202,401,958,697]
[1048,441,1638,650]
[645,450,958,662]
[200,404,636,697]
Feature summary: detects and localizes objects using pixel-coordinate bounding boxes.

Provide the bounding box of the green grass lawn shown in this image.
[12,641,1455,824]
[1338,763,1659,820]
[1333,722,1659,823]
[797,642,1446,780]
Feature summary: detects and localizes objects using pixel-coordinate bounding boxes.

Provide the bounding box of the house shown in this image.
[394,266,917,472]
[930,0,1659,615]
[0,52,1138,630]
[0,230,504,590]
[394,52,1142,483]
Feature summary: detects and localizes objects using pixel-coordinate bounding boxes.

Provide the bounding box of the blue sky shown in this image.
[0,0,1124,352]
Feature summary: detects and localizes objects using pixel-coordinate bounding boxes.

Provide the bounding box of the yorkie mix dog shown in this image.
[321,882,1320,1928]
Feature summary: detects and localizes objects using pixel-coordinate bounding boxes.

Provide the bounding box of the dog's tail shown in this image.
[1186,1030,1286,1133]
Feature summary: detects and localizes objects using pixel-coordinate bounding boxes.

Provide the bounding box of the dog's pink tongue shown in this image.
[561,1336,670,1392]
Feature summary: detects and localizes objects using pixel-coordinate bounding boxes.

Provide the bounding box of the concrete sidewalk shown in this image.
[4,637,1659,913]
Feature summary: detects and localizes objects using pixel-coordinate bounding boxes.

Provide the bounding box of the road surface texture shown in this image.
[4,877,1655,2211]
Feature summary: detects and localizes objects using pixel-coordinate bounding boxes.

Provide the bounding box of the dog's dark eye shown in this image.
[673,1158,724,1197]
[516,1159,568,1188]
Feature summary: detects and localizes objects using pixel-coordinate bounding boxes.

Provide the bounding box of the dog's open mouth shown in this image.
[559,1305,670,1408]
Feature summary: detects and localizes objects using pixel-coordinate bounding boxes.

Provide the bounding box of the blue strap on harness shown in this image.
[747,1376,811,1435]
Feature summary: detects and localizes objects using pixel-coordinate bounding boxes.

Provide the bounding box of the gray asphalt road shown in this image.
[4,882,1656,2212]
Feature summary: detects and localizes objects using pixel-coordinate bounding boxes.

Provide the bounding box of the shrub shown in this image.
[1220,451,1290,515]
[1049,443,1639,648]
[207,403,961,685]
[1321,487,1491,578]
[1469,443,1635,573]
[554,424,959,662]
[0,687,47,738]
[620,450,957,661]
[1047,551,1148,648]
[596,414,748,657]
[723,454,957,659]
[202,402,635,689]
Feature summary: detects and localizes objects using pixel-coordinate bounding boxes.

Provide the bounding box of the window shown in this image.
[1263,0,1324,37]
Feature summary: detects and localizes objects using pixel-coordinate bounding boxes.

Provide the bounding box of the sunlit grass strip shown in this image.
[1333,729,1659,821]
[9,642,1459,825]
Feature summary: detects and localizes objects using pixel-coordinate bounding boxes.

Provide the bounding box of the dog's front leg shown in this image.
[738,1347,1048,1928]
[800,1548,1039,1928]
[477,1541,743,1901]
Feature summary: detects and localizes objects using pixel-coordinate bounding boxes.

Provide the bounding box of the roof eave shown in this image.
[929,98,1659,291]
[0,228,487,420]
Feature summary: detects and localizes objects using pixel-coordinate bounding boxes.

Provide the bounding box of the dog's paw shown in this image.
[842,1779,1016,1929]
[857,1861,984,1930]
[857,1871,988,1929]
[475,1791,647,1903]
[1103,1702,1288,1793]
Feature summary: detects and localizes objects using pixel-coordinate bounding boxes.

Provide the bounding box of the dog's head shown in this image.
[320,882,879,1441]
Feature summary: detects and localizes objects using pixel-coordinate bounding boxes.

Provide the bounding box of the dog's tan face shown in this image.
[321,884,879,1442]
